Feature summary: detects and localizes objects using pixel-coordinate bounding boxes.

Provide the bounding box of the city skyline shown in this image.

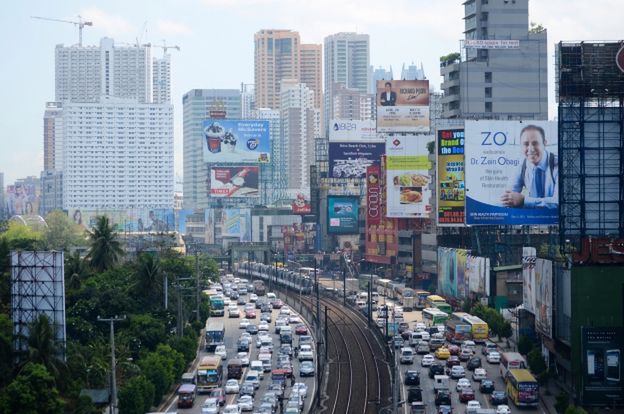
[1,0,621,184]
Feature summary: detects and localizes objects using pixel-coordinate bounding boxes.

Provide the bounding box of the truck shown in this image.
[433,375,450,392]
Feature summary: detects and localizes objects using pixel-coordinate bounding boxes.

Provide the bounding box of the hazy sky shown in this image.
[0,0,621,185]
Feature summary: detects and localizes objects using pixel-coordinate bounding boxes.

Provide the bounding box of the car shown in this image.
[260,304,272,313]
[268,383,284,398]
[230,292,239,300]
[292,382,308,398]
[239,383,255,397]
[401,329,413,341]
[482,341,498,355]
[215,345,227,360]
[491,391,508,405]
[298,344,314,361]
[465,401,481,414]
[289,315,302,324]
[448,344,461,355]
[287,396,304,411]
[299,360,315,376]
[246,324,258,335]
[459,388,475,403]
[237,352,250,366]
[434,390,451,405]
[446,356,461,368]
[406,387,422,403]
[237,395,253,412]
[295,324,308,335]
[201,398,219,414]
[467,356,482,371]
[479,379,495,393]
[208,387,225,406]
[279,344,293,356]
[284,407,299,414]
[229,306,241,318]
[472,368,487,382]
[398,322,410,333]
[415,322,426,331]
[400,347,415,364]
[456,378,471,392]
[299,335,313,346]
[245,310,257,319]
[438,405,452,414]
[404,370,420,386]
[487,351,501,364]
[435,347,451,360]
[237,338,250,352]
[421,354,435,367]
[429,363,445,379]
[225,379,240,394]
[450,365,465,379]
[249,293,258,302]
[260,312,272,323]
[223,404,241,414]
[258,322,269,332]
[240,332,252,341]
[239,319,250,329]
[244,303,255,312]
[496,405,511,414]
[416,342,430,355]
[272,299,284,309]
[261,394,278,411]
[237,297,247,305]
[459,348,473,361]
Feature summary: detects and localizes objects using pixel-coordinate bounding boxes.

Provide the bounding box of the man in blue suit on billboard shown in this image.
[500,125,558,209]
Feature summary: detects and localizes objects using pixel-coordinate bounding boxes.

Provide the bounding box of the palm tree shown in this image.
[65,251,88,291]
[135,253,162,304]
[27,314,65,379]
[86,216,123,272]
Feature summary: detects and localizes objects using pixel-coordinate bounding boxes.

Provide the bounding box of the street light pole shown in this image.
[97,315,126,414]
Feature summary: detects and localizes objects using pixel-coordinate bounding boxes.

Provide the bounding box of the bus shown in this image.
[505,369,539,407]
[462,314,489,342]
[422,308,449,327]
[177,383,196,408]
[359,273,379,290]
[426,295,452,314]
[445,319,472,344]
[197,356,223,392]
[205,320,225,352]
[500,352,527,378]
[376,278,394,298]
[395,287,416,311]
[414,290,431,310]
[299,267,315,276]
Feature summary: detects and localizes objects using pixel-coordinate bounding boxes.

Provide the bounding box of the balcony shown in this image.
[440,94,459,105]
[441,78,460,91]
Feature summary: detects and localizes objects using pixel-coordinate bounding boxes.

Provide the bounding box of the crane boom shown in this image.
[144,40,181,57]
[31,15,93,46]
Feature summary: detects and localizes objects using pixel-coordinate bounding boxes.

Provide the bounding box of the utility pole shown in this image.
[164,272,168,310]
[195,251,200,321]
[97,315,126,414]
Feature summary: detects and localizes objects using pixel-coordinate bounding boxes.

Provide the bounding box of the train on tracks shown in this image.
[235,261,314,295]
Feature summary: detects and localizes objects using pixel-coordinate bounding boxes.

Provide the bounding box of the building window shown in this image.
[485,87,492,98]
[484,72,492,83]
[485,102,492,112]
[479,49,489,60]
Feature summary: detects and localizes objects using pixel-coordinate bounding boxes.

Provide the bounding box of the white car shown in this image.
[496,405,511,414]
[237,351,250,366]
[239,319,250,329]
[456,378,472,392]
[414,322,426,332]
[223,404,241,414]
[289,315,302,324]
[299,344,314,361]
[487,351,501,364]
[237,395,254,411]
[292,382,308,398]
[229,307,241,318]
[249,293,258,302]
[421,354,435,367]
[225,379,240,394]
[201,398,219,414]
[466,400,481,414]
[258,322,270,331]
[215,345,227,360]
[472,368,487,382]
[450,365,466,379]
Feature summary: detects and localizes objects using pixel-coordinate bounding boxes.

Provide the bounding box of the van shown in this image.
[410,331,429,346]
[258,353,272,372]
[400,347,415,364]
[356,300,367,310]
[433,375,450,391]
[370,292,379,303]
[250,361,265,379]
[245,371,261,389]
[267,292,276,300]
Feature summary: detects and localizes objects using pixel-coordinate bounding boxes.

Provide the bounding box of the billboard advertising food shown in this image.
[209,166,259,198]
[386,136,433,218]
[437,128,465,226]
[292,193,311,215]
[329,119,379,142]
[328,197,359,234]
[366,165,381,225]
[203,120,270,163]
[376,80,430,133]
[465,120,558,225]
[328,142,384,179]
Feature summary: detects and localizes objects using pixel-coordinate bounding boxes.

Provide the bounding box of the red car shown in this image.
[295,324,308,335]
[459,388,475,403]
[245,310,256,319]
[208,387,225,406]
[448,345,461,355]
[446,356,460,368]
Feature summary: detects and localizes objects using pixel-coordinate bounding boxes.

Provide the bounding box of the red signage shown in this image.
[573,237,624,264]
[366,165,381,225]
[292,193,311,215]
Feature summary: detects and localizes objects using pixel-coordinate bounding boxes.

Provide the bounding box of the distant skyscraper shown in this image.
[332,84,375,121]
[369,66,393,94]
[182,89,242,210]
[324,32,370,130]
[43,102,64,172]
[241,83,256,119]
[152,54,171,104]
[440,0,547,119]
[254,30,301,110]
[300,44,323,110]
[400,62,425,80]
[40,170,63,216]
[250,108,285,203]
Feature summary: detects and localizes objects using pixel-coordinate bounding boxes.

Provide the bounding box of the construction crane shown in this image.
[31,15,93,47]
[144,40,180,57]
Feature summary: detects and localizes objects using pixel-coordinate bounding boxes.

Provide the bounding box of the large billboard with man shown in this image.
[465,121,558,225]
[203,120,270,163]
[376,80,430,133]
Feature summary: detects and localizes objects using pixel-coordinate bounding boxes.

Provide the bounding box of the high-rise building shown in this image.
[440,0,547,119]
[153,54,171,104]
[400,62,425,80]
[254,30,301,110]
[182,89,242,210]
[369,65,393,94]
[43,102,64,172]
[40,170,63,216]
[241,83,256,119]
[249,108,286,203]
[300,44,323,110]
[280,80,320,195]
[332,84,375,121]
[324,32,370,130]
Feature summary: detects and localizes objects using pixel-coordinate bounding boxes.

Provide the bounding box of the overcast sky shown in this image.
[0,0,621,185]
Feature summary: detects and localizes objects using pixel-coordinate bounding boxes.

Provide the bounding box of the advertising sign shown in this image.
[366,165,381,225]
[385,136,433,218]
[534,258,553,338]
[203,120,270,163]
[328,197,359,234]
[69,209,175,232]
[209,166,259,198]
[438,247,490,299]
[464,39,520,49]
[522,247,537,315]
[5,183,39,216]
[220,209,251,242]
[376,80,430,133]
[437,128,465,226]
[329,119,379,142]
[465,121,559,225]
[292,193,311,215]
[581,327,624,405]
[328,142,384,179]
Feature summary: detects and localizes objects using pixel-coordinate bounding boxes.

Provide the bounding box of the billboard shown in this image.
[465,121,558,225]
[366,165,381,225]
[69,209,175,232]
[385,136,433,218]
[437,128,465,226]
[581,327,624,405]
[203,120,270,163]
[534,258,553,338]
[376,80,430,133]
[328,197,359,234]
[522,247,537,314]
[292,193,311,215]
[220,209,251,242]
[329,119,379,142]
[5,183,40,216]
[464,39,520,49]
[328,142,384,179]
[209,166,259,198]
[438,247,490,298]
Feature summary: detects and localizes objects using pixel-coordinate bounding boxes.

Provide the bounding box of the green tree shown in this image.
[0,314,13,387]
[43,211,85,251]
[528,348,548,383]
[499,321,513,341]
[134,253,162,305]
[518,335,534,355]
[125,314,166,354]
[26,314,65,379]
[529,22,546,33]
[555,391,570,414]
[138,352,172,406]
[86,216,123,272]
[565,405,588,414]
[65,251,89,292]
[118,375,155,414]
[0,221,43,250]
[0,362,64,414]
